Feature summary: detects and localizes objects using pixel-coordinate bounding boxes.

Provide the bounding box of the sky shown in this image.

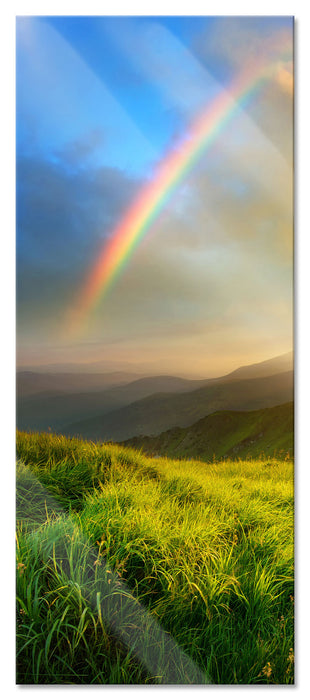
[16,15,293,377]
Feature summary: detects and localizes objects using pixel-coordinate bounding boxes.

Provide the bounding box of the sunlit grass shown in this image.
[16,430,294,684]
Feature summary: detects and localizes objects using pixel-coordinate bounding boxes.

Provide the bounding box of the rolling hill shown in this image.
[16,374,212,433]
[16,352,293,439]
[65,368,293,442]
[123,402,294,461]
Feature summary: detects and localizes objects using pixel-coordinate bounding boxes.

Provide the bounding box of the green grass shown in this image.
[16,430,294,685]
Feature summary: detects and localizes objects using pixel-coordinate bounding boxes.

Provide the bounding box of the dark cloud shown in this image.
[16,151,142,330]
[55,129,106,168]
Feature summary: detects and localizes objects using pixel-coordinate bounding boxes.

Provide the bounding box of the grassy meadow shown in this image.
[16,430,294,684]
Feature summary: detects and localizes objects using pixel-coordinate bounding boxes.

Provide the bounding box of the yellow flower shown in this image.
[262,662,272,679]
[287,648,294,664]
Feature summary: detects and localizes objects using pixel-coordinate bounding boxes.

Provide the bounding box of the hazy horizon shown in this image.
[16,348,293,381]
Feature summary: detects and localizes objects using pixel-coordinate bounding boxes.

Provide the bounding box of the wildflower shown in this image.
[262,662,272,679]
[17,562,26,575]
[287,648,294,664]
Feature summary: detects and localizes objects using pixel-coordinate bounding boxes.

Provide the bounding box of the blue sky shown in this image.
[16,16,220,173]
[16,15,293,376]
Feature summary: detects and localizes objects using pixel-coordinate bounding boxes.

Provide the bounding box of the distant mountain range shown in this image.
[16,373,212,432]
[17,370,143,398]
[123,402,294,461]
[64,354,293,442]
[16,351,293,446]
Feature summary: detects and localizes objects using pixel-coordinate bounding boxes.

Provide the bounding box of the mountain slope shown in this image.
[123,402,294,461]
[17,374,212,433]
[65,369,293,442]
[219,351,293,383]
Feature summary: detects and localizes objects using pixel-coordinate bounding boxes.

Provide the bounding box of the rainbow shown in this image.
[67,51,292,336]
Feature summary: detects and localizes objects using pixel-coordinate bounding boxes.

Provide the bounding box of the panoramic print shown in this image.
[16,16,294,684]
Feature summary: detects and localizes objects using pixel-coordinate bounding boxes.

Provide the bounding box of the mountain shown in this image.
[17,352,293,438]
[16,374,212,433]
[18,351,292,380]
[65,368,293,442]
[16,370,143,398]
[219,351,293,382]
[123,402,294,461]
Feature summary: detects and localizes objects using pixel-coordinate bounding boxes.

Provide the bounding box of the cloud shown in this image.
[16,151,142,336]
[195,17,292,73]
[56,130,106,168]
[193,17,293,162]
[86,188,292,354]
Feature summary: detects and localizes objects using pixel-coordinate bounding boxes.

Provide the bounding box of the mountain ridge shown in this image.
[64,369,293,442]
[17,351,293,438]
[16,374,213,432]
[122,402,294,461]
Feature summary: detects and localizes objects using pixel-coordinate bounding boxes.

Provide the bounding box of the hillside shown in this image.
[219,351,293,382]
[16,430,294,684]
[65,369,293,442]
[123,402,294,461]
